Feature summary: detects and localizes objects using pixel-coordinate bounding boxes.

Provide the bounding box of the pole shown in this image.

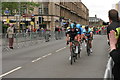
[18,0,21,32]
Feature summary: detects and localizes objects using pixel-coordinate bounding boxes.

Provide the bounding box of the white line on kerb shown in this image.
[0,67,22,78]
[56,47,66,52]
[32,53,52,63]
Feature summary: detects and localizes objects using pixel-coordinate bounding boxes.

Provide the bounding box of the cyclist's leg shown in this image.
[88,38,92,48]
[81,34,84,41]
[88,36,93,53]
[77,34,81,42]
[84,36,88,43]
[69,37,74,51]
[82,34,85,44]
[75,34,80,46]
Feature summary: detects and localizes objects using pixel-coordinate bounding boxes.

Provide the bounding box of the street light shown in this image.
[4,8,10,26]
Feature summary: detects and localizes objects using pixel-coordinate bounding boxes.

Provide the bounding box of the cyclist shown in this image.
[83,25,93,53]
[76,24,84,42]
[66,23,78,47]
[66,26,71,45]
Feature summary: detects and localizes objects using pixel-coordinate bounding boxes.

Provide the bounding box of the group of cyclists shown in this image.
[65,22,93,58]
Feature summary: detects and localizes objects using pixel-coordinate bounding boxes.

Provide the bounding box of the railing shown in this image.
[104,57,114,80]
[2,30,65,52]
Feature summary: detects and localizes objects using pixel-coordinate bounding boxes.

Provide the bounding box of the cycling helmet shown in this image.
[76,24,82,29]
[85,25,89,29]
[70,23,75,29]
[67,27,70,29]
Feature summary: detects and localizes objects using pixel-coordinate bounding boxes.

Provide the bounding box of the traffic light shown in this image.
[31,17,35,22]
[38,17,44,24]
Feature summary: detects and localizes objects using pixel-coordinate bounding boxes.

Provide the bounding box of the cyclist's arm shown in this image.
[90,32,93,38]
[89,28,93,38]
[66,33,70,41]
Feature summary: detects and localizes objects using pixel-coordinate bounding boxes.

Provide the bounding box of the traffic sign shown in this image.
[5,10,10,14]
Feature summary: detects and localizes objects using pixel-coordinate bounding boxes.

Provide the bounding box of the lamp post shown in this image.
[18,0,21,32]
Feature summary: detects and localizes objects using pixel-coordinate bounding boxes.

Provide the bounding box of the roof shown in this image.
[89,17,103,22]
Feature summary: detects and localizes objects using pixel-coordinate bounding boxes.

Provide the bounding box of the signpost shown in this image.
[4,8,10,25]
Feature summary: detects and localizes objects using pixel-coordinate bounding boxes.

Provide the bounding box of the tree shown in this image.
[2,2,40,15]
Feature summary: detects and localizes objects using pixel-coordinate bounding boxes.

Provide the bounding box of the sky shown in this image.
[82,0,120,22]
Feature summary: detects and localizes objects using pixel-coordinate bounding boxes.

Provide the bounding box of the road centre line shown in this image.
[0,67,22,78]
[32,46,66,63]
[0,47,66,77]
[56,47,66,52]
[32,53,52,63]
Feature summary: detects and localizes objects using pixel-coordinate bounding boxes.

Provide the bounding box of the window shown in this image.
[39,8,43,14]
[44,7,48,15]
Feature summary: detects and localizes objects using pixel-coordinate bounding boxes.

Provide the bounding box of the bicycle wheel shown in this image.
[87,41,90,56]
[70,49,73,65]
[73,47,76,63]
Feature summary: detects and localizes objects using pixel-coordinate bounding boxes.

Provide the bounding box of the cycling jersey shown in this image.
[67,29,77,38]
[83,28,92,36]
[67,30,78,42]
[76,27,84,35]
[107,21,120,49]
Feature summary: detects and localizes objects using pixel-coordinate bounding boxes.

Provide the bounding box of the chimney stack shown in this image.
[95,15,97,18]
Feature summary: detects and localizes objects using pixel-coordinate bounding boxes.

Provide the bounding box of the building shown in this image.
[2,1,89,31]
[34,2,89,30]
[89,15,104,26]
[115,1,120,17]
[113,1,120,17]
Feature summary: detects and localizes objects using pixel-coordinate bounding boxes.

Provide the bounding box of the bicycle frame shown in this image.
[70,40,81,65]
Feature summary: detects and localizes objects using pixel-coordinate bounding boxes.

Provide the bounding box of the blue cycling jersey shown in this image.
[76,27,84,34]
[83,28,92,36]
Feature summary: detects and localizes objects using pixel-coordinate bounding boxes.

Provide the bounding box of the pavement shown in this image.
[2,35,109,78]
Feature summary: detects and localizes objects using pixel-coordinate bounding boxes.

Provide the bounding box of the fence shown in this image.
[2,30,65,52]
[104,57,114,80]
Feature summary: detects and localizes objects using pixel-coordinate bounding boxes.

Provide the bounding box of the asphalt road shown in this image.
[2,35,109,78]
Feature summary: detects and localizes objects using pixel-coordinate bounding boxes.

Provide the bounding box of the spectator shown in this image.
[107,9,120,80]
[7,23,15,49]
[55,26,59,40]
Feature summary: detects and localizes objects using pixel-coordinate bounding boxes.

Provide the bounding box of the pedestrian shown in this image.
[107,9,120,80]
[7,23,15,49]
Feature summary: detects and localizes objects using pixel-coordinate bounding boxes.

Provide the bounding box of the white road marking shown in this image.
[0,67,22,78]
[47,53,52,56]
[32,53,52,63]
[56,47,66,52]
[32,57,42,62]
[32,46,66,63]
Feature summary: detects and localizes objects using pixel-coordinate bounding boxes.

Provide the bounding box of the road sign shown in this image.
[6,19,10,23]
[32,14,34,17]
[15,15,20,17]
[5,10,10,14]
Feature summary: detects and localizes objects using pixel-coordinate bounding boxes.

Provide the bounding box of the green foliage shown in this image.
[2,24,8,28]
[2,2,40,15]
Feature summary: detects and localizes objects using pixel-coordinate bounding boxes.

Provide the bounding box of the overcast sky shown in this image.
[82,0,120,22]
